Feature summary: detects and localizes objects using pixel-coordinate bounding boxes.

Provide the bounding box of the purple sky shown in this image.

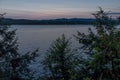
[0,0,120,20]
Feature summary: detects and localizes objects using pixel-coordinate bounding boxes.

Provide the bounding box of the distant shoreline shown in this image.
[2,18,94,25]
[2,18,118,25]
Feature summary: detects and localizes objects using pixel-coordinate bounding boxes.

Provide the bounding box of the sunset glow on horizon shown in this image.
[0,0,120,20]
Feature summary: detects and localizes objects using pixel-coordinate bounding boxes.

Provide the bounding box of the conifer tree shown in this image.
[74,7,120,80]
[0,14,38,80]
[43,34,78,80]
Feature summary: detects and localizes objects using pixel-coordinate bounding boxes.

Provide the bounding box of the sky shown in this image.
[0,0,120,20]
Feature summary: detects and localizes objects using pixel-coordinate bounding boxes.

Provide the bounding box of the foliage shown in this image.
[0,14,39,80]
[118,16,120,23]
[74,7,120,80]
[1,7,120,80]
[42,34,78,80]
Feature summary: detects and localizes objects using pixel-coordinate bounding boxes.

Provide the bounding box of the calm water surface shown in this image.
[11,25,120,75]
[11,25,94,53]
[11,25,95,75]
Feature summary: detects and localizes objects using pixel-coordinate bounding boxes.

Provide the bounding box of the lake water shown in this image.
[11,25,120,76]
[11,25,95,54]
[11,25,95,75]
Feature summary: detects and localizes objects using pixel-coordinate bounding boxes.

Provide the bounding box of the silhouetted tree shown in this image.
[118,16,120,23]
[0,14,39,80]
[74,7,120,80]
[42,34,78,80]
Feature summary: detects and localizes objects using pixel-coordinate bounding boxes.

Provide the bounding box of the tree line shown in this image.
[2,18,119,25]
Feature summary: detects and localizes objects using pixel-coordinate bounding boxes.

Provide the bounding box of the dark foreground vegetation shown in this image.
[0,8,120,80]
